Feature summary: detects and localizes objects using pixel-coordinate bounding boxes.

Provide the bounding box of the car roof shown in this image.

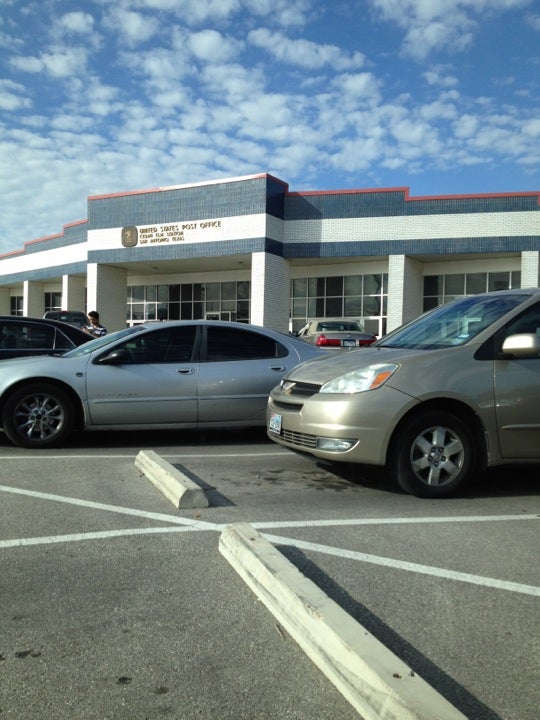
[0,315,89,335]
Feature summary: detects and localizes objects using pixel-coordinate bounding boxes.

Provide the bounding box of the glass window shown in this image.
[364,274,383,295]
[206,327,286,361]
[292,278,308,297]
[489,272,510,292]
[424,276,442,295]
[118,325,197,363]
[205,283,220,301]
[344,275,363,295]
[131,286,145,301]
[344,296,362,316]
[445,274,465,295]
[466,274,486,294]
[221,282,236,300]
[325,297,342,316]
[326,276,343,295]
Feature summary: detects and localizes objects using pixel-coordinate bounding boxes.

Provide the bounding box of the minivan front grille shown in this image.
[281,429,318,448]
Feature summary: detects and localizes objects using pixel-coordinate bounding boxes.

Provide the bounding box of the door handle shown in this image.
[177,368,195,374]
[270,365,285,371]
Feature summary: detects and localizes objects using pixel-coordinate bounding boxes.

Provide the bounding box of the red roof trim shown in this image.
[288,186,540,204]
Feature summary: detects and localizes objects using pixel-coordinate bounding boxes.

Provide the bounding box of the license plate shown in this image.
[269,412,282,434]
[342,339,356,347]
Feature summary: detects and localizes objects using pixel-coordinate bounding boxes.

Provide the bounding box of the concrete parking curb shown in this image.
[135,450,209,509]
[219,522,467,720]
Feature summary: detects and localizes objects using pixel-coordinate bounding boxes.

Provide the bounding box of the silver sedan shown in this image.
[0,320,325,448]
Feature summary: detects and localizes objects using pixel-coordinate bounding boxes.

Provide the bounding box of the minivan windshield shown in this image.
[378,293,530,350]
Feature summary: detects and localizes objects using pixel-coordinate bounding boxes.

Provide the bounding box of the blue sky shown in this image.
[1,0,539,255]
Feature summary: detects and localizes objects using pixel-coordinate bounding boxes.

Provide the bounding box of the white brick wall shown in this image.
[284,211,540,243]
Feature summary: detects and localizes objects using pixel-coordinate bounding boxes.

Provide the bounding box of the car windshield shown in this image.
[378,293,531,350]
[62,325,145,357]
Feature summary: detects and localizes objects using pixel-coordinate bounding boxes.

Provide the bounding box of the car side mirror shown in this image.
[96,348,132,365]
[501,333,540,358]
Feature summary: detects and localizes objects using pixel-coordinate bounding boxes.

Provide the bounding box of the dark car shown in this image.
[0,316,93,360]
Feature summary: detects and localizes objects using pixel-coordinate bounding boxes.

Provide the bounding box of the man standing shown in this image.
[83,311,107,338]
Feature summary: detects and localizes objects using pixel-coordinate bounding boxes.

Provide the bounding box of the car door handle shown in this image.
[177,367,195,374]
[270,365,285,371]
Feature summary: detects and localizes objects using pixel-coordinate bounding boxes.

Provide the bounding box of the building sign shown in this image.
[121,220,223,247]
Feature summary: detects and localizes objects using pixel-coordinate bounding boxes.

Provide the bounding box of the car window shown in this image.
[378,294,531,349]
[501,302,540,339]
[54,329,75,351]
[115,325,197,363]
[205,326,287,361]
[316,322,361,332]
[0,321,54,350]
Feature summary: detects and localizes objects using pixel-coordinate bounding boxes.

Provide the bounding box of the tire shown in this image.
[390,410,475,498]
[3,383,75,449]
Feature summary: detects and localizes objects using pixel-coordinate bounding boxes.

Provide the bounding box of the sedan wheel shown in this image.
[390,411,475,498]
[3,383,75,448]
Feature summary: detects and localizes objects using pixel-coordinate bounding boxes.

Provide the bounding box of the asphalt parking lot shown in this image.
[1,428,538,720]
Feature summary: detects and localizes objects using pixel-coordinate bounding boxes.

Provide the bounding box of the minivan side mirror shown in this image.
[501,333,540,358]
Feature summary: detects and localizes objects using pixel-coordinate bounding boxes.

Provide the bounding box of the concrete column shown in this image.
[0,288,10,314]
[62,275,86,311]
[521,251,540,288]
[387,255,423,332]
[250,252,290,332]
[86,264,127,332]
[23,281,44,317]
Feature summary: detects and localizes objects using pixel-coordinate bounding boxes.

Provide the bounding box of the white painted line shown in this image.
[135,449,208,509]
[0,526,199,548]
[0,484,215,529]
[0,451,284,460]
[252,514,539,528]
[262,533,540,597]
[2,483,537,595]
[220,522,467,720]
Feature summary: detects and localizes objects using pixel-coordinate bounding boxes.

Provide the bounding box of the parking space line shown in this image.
[2,484,538,597]
[0,526,202,548]
[0,484,216,529]
[252,514,539,528]
[262,533,540,597]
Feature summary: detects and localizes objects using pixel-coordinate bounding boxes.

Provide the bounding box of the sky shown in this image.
[1,0,539,256]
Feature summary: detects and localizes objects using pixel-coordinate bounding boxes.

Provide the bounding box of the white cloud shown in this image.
[58,11,95,35]
[370,0,534,59]
[188,30,242,63]
[103,9,160,45]
[0,80,32,111]
[248,28,365,70]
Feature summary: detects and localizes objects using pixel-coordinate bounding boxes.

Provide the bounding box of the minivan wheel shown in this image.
[390,410,475,498]
[3,383,75,448]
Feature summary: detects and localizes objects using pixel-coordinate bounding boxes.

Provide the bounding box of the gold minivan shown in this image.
[268,289,540,497]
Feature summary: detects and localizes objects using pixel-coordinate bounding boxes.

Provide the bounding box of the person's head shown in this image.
[88,311,100,324]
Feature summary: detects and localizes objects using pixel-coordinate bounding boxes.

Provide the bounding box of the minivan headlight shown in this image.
[320,363,399,394]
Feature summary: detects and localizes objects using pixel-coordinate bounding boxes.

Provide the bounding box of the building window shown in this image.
[423,271,521,311]
[44,292,62,313]
[290,273,388,336]
[10,296,23,316]
[127,281,251,325]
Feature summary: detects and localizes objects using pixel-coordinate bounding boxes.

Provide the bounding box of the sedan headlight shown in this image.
[320,363,399,394]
